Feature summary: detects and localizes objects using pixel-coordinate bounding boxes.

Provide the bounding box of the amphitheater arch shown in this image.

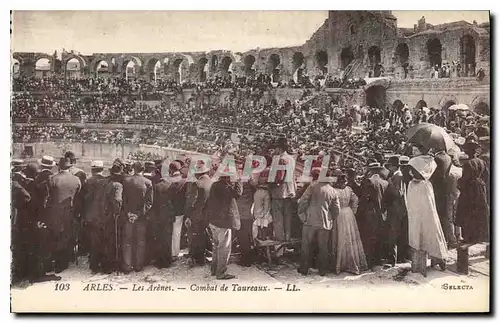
[199,57,208,82]
[292,52,305,82]
[34,57,51,78]
[95,61,110,77]
[315,50,328,74]
[12,58,20,78]
[63,54,87,72]
[90,57,113,75]
[65,58,82,79]
[267,53,281,82]
[438,95,457,111]
[220,56,233,76]
[120,55,143,77]
[243,55,256,77]
[460,34,476,77]
[340,47,354,69]
[124,61,138,79]
[210,55,219,74]
[415,100,427,110]
[427,38,442,68]
[145,57,163,81]
[392,99,404,110]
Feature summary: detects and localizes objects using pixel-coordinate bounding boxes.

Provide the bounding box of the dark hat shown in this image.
[58,157,72,170]
[475,125,490,141]
[154,159,163,166]
[144,161,155,168]
[464,133,480,148]
[386,156,400,167]
[64,151,77,164]
[374,152,385,164]
[133,161,144,173]
[110,164,123,175]
[23,162,40,179]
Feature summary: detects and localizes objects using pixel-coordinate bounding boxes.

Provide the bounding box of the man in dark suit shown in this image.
[121,162,153,273]
[11,162,31,283]
[383,156,409,266]
[151,161,187,268]
[206,175,242,279]
[81,161,109,273]
[42,157,82,273]
[104,164,124,272]
[64,151,87,257]
[185,161,213,267]
[357,159,389,270]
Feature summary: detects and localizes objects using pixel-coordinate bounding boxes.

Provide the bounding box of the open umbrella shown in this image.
[406,123,458,152]
[448,103,470,111]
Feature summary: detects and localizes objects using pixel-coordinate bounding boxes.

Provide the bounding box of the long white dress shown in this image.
[407,156,448,260]
[331,186,368,274]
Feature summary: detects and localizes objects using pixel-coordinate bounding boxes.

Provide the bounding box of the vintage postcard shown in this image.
[10,10,490,313]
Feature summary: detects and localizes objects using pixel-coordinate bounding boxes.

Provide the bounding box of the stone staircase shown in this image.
[342,59,363,84]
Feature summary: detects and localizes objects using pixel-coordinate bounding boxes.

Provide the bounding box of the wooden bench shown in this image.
[255,238,301,267]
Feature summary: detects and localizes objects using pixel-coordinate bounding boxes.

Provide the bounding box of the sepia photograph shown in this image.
[9,9,491,313]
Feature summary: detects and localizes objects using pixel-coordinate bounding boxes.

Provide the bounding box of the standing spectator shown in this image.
[205,175,242,280]
[455,134,489,245]
[151,161,187,268]
[121,162,153,273]
[270,138,296,244]
[297,169,340,276]
[81,161,109,273]
[356,159,389,270]
[185,161,213,267]
[330,170,367,275]
[236,175,256,267]
[383,156,409,265]
[407,155,448,276]
[43,157,82,273]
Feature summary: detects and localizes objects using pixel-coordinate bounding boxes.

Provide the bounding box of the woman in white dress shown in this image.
[331,172,368,275]
[407,155,448,276]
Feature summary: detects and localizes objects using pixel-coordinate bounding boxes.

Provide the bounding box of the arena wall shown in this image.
[14,12,489,83]
[385,78,490,113]
[12,142,208,164]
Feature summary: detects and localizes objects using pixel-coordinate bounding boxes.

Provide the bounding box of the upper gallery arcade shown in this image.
[12,11,490,83]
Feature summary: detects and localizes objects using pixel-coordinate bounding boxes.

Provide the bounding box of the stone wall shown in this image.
[13,12,489,83]
[385,78,490,113]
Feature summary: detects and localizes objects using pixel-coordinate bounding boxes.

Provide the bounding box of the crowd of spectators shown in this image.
[12,73,490,174]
